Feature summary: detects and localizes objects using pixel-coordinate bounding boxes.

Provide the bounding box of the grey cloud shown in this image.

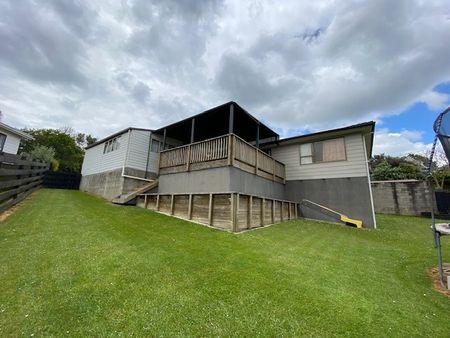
[125,0,223,68]
[132,81,151,105]
[0,1,88,86]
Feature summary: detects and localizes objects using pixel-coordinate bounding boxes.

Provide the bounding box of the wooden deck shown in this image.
[159,134,286,183]
[137,192,298,232]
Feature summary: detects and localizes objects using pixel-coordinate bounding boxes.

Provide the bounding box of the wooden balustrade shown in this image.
[159,134,286,183]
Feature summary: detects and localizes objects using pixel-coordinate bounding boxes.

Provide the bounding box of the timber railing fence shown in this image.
[0,153,49,213]
[159,133,286,183]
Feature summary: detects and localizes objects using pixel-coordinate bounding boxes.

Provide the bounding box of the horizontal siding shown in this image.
[126,129,152,172]
[81,131,129,176]
[270,134,367,180]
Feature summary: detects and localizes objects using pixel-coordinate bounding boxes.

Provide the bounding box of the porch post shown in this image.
[256,124,260,148]
[229,103,234,134]
[190,118,195,143]
[162,128,167,151]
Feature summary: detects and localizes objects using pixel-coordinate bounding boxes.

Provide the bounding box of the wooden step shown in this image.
[112,180,158,205]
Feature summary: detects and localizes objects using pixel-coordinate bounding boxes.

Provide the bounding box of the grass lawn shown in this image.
[0,189,449,337]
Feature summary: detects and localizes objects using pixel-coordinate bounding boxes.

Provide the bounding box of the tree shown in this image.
[20,129,85,173]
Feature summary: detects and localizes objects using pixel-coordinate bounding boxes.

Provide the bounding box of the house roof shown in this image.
[153,101,279,144]
[262,121,376,157]
[0,122,34,140]
[85,127,153,150]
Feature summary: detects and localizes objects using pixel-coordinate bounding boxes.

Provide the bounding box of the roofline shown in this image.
[263,121,376,157]
[0,122,34,140]
[153,101,279,137]
[85,127,153,150]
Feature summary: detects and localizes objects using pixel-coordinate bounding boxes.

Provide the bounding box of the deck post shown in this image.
[170,194,174,215]
[208,193,213,225]
[144,195,148,209]
[295,203,298,219]
[272,159,275,181]
[249,195,253,229]
[230,193,237,232]
[227,134,233,166]
[186,144,191,172]
[236,193,240,229]
[190,118,195,143]
[162,128,167,150]
[272,199,275,223]
[281,201,284,222]
[261,197,265,226]
[255,148,258,174]
[156,194,160,211]
[188,194,193,220]
[229,103,234,134]
[256,124,260,148]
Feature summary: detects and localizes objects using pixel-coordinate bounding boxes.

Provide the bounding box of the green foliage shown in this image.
[51,159,60,172]
[20,129,85,173]
[22,145,55,163]
[372,160,424,181]
[0,190,449,336]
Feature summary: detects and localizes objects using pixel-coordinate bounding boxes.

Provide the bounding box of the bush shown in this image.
[22,145,55,163]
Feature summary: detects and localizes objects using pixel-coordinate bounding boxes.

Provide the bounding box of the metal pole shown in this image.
[229,103,234,134]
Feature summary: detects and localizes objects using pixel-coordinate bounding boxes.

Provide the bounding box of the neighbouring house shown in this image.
[80,102,376,230]
[0,122,33,155]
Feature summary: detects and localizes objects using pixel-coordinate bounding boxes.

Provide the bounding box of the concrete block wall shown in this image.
[371,180,434,216]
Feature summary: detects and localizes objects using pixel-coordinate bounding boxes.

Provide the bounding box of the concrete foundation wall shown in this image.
[80,167,154,200]
[371,180,434,215]
[158,166,285,200]
[80,168,124,200]
[285,177,376,229]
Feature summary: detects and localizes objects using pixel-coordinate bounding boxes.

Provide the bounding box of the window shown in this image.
[0,133,6,152]
[300,137,346,164]
[103,136,121,154]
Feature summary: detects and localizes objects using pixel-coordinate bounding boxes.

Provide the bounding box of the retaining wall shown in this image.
[371,180,434,216]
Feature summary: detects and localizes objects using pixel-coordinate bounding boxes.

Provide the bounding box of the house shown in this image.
[80,102,376,230]
[0,122,33,155]
[80,127,181,200]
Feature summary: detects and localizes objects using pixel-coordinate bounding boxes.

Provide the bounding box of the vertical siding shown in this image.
[81,131,129,176]
[1,130,21,154]
[270,134,368,180]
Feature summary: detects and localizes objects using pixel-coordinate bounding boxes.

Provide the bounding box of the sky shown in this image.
[0,0,450,156]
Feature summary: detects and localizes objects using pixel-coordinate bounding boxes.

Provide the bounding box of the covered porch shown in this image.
[153,101,279,148]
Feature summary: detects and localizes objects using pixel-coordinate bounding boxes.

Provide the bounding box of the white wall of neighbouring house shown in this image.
[0,129,22,154]
[270,133,368,180]
[81,131,130,176]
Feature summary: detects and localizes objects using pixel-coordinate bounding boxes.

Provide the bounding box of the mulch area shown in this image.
[429,265,450,297]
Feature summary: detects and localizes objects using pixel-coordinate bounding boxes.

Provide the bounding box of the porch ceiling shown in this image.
[153,101,278,144]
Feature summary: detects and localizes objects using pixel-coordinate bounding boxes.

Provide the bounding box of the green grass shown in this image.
[0,189,449,337]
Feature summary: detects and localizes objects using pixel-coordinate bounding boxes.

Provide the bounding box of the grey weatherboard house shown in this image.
[80,102,376,230]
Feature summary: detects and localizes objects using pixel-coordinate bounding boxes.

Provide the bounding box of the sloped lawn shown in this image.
[0,189,449,337]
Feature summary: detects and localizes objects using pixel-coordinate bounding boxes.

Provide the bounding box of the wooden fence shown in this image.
[137,192,297,232]
[0,153,49,213]
[159,134,286,183]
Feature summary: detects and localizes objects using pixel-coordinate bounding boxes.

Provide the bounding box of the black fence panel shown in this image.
[0,153,49,213]
[43,171,81,190]
[435,190,450,215]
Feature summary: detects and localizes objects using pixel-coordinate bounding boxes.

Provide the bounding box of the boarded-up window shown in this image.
[300,137,346,164]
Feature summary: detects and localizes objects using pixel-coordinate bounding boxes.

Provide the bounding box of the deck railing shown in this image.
[159,134,286,183]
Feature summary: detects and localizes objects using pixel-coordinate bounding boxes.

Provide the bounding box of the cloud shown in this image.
[0,0,449,145]
[373,128,432,156]
[420,90,450,110]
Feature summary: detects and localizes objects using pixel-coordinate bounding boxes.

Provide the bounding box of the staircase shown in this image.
[112,180,158,205]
